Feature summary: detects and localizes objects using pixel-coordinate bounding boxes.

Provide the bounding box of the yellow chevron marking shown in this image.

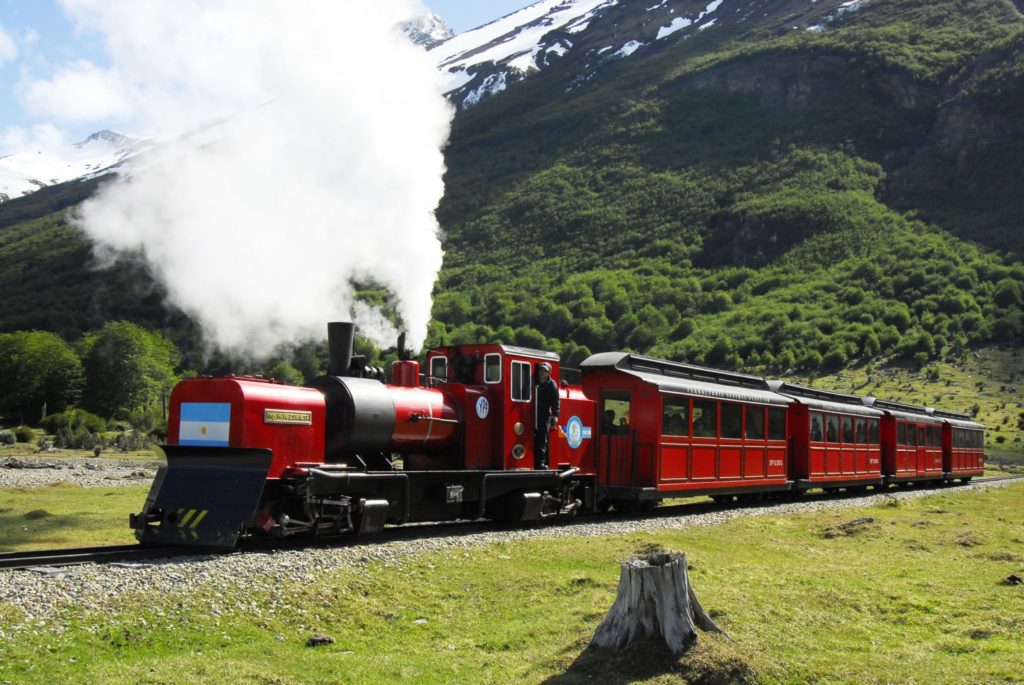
[180,509,197,526]
[189,530,199,540]
[189,510,209,529]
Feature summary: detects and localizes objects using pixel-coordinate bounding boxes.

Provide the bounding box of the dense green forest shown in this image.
[0,0,1021,414]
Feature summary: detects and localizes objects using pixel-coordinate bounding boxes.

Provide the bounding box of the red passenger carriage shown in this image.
[579,353,791,508]
[768,382,884,492]
[865,398,945,485]
[930,409,985,482]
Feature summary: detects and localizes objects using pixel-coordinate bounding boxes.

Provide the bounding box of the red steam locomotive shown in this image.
[130,322,985,547]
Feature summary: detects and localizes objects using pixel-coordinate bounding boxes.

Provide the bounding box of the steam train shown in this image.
[130,322,986,548]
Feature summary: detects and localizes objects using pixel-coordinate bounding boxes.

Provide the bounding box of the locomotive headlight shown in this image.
[513,422,524,436]
[512,444,526,460]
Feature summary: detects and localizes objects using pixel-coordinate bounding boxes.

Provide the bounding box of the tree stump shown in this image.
[590,552,728,654]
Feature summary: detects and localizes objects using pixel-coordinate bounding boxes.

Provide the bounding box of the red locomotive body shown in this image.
[132,322,986,548]
[167,376,326,479]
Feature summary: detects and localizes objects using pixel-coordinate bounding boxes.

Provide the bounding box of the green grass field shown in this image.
[0,483,1021,684]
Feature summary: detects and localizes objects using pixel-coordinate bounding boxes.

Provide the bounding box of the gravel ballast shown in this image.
[0,457,156,489]
[0,479,1018,636]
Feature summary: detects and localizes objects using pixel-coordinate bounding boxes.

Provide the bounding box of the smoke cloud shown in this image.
[64,0,451,354]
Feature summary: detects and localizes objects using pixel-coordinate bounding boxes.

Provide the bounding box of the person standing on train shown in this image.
[534,362,560,470]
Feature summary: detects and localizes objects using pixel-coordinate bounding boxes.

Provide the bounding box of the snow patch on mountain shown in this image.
[0,130,150,202]
[430,0,618,109]
[398,13,454,49]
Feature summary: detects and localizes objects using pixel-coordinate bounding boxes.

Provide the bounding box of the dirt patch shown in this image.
[822,517,877,539]
[954,532,984,547]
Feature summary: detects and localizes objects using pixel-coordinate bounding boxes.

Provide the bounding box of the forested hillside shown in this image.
[0,0,1021,384]
[429,0,1024,371]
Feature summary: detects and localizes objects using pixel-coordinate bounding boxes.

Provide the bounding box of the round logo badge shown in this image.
[566,416,584,449]
[475,396,490,419]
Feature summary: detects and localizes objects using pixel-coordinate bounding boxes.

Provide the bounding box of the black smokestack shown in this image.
[328,322,355,376]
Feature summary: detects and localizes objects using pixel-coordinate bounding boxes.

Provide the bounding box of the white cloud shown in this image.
[17,59,131,123]
[69,0,453,354]
[0,23,17,65]
[1,123,67,153]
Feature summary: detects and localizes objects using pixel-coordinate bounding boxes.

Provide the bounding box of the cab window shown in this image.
[484,354,501,384]
[510,361,531,402]
[429,356,448,384]
[662,396,689,437]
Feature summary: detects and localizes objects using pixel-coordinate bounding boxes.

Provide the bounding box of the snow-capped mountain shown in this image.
[0,0,869,206]
[429,0,869,110]
[0,130,152,203]
[398,12,455,49]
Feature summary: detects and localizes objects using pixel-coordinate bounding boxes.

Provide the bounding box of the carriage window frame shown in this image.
[768,407,787,440]
[661,395,690,437]
[692,399,717,438]
[826,414,840,443]
[510,361,531,403]
[855,418,867,444]
[745,405,765,440]
[721,402,743,439]
[810,412,824,442]
[484,353,502,384]
[841,416,854,444]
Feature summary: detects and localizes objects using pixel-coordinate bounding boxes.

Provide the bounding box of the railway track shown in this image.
[2,474,1020,572]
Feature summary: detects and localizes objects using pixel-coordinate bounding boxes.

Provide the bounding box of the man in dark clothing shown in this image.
[534,362,560,470]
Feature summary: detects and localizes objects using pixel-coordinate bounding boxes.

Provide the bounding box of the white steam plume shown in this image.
[64,0,451,354]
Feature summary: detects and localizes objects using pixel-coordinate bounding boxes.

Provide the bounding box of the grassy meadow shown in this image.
[0,483,1021,684]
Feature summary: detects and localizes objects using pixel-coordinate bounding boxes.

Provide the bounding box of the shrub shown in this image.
[13,426,34,443]
[0,430,14,445]
[40,409,108,436]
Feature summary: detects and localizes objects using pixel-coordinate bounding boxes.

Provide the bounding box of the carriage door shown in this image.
[599,391,632,486]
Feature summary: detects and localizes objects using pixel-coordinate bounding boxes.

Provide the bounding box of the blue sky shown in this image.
[0,1,534,152]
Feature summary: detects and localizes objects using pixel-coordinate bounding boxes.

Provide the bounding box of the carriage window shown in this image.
[768,407,787,440]
[510,361,531,402]
[484,354,501,384]
[956,429,963,449]
[692,400,717,438]
[909,426,919,446]
[662,396,689,437]
[897,423,907,445]
[429,356,448,383]
[721,403,742,439]
[931,427,940,447]
[841,416,854,443]
[810,412,824,442]
[602,391,631,435]
[745,405,765,440]
[869,419,879,444]
[855,418,867,444]
[826,415,839,443]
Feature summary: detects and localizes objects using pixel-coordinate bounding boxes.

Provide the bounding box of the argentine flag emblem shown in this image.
[179,403,231,447]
